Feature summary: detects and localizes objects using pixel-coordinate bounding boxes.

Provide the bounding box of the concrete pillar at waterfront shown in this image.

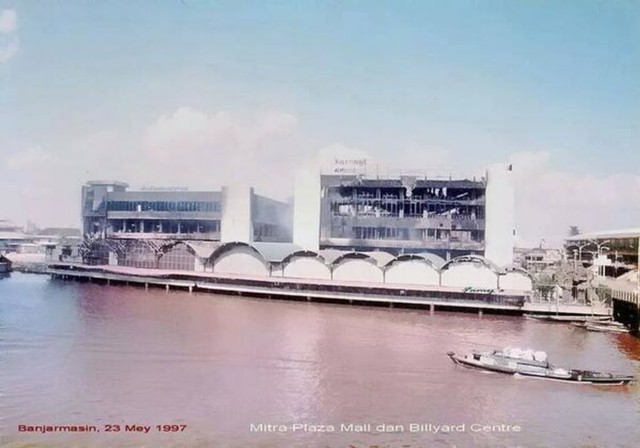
[221,184,253,243]
[293,166,321,251]
[484,163,515,267]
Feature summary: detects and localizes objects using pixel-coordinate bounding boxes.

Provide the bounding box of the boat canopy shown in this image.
[502,347,547,363]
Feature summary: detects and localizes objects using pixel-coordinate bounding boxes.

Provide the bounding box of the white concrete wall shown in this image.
[384,260,440,286]
[214,246,269,277]
[221,185,253,243]
[108,251,118,265]
[485,163,515,267]
[499,272,533,292]
[441,263,499,289]
[283,257,331,280]
[293,167,321,251]
[332,259,383,283]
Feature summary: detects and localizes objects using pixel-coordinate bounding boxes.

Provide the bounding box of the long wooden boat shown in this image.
[584,324,628,334]
[447,349,634,385]
[572,320,626,329]
[525,314,612,323]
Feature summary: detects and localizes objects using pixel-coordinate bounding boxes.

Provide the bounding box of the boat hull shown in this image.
[447,352,634,385]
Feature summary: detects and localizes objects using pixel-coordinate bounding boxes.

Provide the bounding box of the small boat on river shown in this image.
[584,324,628,334]
[525,314,612,323]
[447,347,634,385]
[571,320,627,332]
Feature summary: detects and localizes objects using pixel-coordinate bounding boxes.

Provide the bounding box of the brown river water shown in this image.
[1,273,640,448]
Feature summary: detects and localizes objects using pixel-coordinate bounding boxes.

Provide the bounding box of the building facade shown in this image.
[565,229,640,277]
[81,181,291,243]
[317,174,486,259]
[293,150,515,266]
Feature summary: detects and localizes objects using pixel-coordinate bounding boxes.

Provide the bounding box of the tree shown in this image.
[568,225,580,237]
[534,273,555,301]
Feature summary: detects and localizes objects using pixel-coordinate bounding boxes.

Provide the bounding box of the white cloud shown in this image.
[0,9,17,34]
[141,107,304,196]
[5,147,52,170]
[508,151,640,246]
[0,38,18,63]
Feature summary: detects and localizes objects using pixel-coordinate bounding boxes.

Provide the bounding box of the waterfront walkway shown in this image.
[47,263,610,317]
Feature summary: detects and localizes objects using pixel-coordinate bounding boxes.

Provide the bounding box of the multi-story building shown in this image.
[565,228,640,277]
[317,174,486,259]
[294,150,515,266]
[81,181,291,243]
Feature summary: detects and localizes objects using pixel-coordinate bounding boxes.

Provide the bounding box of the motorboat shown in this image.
[572,320,625,329]
[447,347,634,385]
[525,314,612,323]
[584,324,628,334]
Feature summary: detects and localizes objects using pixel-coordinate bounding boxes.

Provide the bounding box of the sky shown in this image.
[0,0,638,246]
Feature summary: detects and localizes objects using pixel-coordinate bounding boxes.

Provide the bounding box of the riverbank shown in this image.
[48,263,610,317]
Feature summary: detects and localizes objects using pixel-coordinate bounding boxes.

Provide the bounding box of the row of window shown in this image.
[108,219,220,234]
[329,201,485,219]
[107,201,220,213]
[350,227,485,242]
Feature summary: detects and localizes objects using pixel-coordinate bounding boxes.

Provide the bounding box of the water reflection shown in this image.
[1,273,639,447]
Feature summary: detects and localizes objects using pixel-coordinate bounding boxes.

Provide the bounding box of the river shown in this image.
[1,273,639,447]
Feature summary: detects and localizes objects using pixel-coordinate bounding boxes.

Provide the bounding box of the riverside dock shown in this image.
[47,263,610,317]
[600,277,640,333]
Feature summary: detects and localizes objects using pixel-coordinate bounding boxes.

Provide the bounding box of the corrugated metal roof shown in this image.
[566,228,640,241]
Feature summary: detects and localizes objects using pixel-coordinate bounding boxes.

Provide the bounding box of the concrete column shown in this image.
[293,167,321,251]
[221,185,253,243]
[430,304,435,315]
[485,163,515,267]
[478,309,483,318]
[165,284,169,291]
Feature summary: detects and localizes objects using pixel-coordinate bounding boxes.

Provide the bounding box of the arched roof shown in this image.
[209,241,267,264]
[441,254,500,273]
[384,253,444,270]
[281,250,326,266]
[414,252,447,269]
[331,251,379,268]
[362,251,395,267]
[318,249,347,265]
[252,242,302,263]
[184,241,221,259]
[501,265,535,280]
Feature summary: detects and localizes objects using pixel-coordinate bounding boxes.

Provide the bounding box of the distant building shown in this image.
[565,228,640,277]
[0,220,29,253]
[513,247,563,272]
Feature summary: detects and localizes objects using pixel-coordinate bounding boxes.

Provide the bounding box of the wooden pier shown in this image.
[47,263,610,317]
